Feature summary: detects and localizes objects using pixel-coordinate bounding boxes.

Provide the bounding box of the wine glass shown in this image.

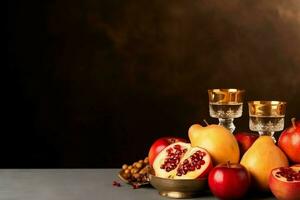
[248,101,287,142]
[208,89,245,133]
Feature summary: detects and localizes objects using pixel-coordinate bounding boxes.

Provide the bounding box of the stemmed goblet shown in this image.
[208,89,245,133]
[248,101,287,142]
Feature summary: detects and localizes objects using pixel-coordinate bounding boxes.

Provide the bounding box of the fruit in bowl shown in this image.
[188,124,240,165]
[235,132,258,157]
[153,142,213,179]
[278,118,300,163]
[269,165,300,200]
[148,137,186,166]
[208,162,250,200]
[241,136,289,191]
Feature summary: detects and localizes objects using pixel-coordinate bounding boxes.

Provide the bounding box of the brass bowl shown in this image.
[149,174,208,199]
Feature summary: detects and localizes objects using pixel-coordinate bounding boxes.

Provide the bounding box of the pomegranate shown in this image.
[269,166,300,200]
[153,142,213,179]
[148,137,186,166]
[278,118,300,163]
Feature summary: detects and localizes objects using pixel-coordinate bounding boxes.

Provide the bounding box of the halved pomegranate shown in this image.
[153,142,213,179]
[173,146,212,180]
[269,165,300,200]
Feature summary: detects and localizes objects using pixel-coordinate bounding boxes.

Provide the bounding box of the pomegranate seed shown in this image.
[132,183,140,189]
[183,165,188,171]
[196,164,201,169]
[192,161,197,166]
[175,150,181,155]
[113,181,121,187]
[199,160,205,165]
[189,166,195,171]
[183,159,189,164]
[183,149,187,153]
[177,172,182,176]
[169,153,175,158]
[174,144,181,150]
[183,170,187,175]
[201,152,206,156]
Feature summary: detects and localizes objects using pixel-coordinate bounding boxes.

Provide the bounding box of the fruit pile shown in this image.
[119,118,300,199]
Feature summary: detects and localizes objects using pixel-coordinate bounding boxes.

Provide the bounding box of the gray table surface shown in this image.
[0,169,276,200]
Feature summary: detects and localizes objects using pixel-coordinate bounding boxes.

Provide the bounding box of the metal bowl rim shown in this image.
[149,174,207,182]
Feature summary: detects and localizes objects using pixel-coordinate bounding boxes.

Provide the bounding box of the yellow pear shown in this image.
[188,124,240,165]
[240,136,289,191]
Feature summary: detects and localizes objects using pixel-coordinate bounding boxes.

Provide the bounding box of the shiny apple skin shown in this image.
[235,132,258,156]
[208,163,250,200]
[269,167,300,200]
[278,120,300,163]
[148,137,186,166]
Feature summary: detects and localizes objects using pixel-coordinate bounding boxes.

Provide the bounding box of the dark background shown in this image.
[6,0,300,168]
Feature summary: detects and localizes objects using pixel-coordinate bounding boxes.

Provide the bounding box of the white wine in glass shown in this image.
[208,89,245,133]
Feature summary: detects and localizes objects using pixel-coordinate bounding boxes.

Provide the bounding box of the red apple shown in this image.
[148,137,186,166]
[278,118,300,163]
[235,132,258,156]
[269,165,300,200]
[208,162,250,200]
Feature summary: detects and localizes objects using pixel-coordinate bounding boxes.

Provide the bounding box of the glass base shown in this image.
[218,118,235,133]
[258,131,276,143]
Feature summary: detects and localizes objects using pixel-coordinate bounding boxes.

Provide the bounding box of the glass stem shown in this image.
[258,131,276,143]
[218,118,235,133]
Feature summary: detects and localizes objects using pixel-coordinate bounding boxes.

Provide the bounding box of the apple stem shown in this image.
[203,119,209,126]
[227,161,230,168]
[292,118,296,128]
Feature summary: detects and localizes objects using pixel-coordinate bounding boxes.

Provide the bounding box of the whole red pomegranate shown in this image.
[278,118,300,163]
[148,137,186,166]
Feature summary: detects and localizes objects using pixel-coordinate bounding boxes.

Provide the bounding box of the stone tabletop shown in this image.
[0,169,276,200]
